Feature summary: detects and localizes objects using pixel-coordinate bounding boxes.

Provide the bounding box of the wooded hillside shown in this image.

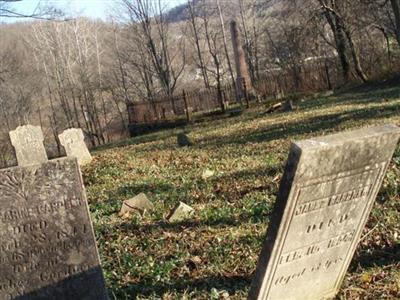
[1,0,400,166]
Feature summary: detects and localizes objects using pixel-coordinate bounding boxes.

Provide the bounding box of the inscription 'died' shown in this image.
[0,158,107,300]
[270,164,385,292]
[249,125,400,300]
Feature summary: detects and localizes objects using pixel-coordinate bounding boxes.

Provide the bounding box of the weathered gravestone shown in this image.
[59,128,92,166]
[9,125,48,167]
[0,158,108,300]
[249,124,400,300]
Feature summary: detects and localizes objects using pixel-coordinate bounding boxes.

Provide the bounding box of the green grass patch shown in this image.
[85,82,400,299]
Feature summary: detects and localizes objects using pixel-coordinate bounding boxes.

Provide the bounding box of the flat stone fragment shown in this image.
[59,128,92,166]
[202,169,215,180]
[266,102,282,114]
[249,124,400,300]
[9,125,48,167]
[0,158,108,300]
[167,202,195,222]
[119,193,154,216]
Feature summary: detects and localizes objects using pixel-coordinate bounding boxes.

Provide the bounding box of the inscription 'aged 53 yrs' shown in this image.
[249,125,400,300]
[0,158,108,300]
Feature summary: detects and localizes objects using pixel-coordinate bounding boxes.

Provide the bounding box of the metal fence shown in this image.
[127,61,339,127]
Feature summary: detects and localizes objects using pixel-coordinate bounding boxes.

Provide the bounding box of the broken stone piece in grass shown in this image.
[177,133,193,147]
[266,102,282,114]
[119,193,154,217]
[202,169,215,180]
[167,201,195,222]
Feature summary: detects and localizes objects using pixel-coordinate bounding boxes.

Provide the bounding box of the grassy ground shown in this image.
[84,81,400,300]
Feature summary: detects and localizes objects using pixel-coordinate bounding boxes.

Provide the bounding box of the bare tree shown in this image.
[390,0,400,45]
[0,0,63,19]
[201,3,226,112]
[120,0,186,103]
[318,0,368,82]
[187,0,210,89]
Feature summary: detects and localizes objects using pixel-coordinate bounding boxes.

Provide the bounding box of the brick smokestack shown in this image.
[230,20,252,99]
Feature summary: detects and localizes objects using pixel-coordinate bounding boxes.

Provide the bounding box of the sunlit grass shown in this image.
[85,84,400,299]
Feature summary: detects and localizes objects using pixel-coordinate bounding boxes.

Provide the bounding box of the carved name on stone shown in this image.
[59,128,92,166]
[0,158,108,300]
[9,125,48,167]
[249,125,400,300]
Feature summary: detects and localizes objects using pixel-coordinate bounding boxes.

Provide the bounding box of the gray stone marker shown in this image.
[119,193,154,216]
[249,125,400,300]
[0,158,108,300]
[167,202,195,222]
[59,128,92,166]
[9,125,48,167]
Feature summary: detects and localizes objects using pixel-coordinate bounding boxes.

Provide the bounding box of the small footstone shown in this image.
[167,202,195,222]
[9,125,48,167]
[119,193,154,216]
[177,133,193,147]
[59,128,92,166]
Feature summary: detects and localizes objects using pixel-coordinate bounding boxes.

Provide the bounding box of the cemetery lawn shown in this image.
[85,81,400,300]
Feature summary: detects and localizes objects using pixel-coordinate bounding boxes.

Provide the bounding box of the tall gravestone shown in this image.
[249,125,400,300]
[0,140,107,299]
[9,125,48,167]
[0,158,108,299]
[59,128,92,166]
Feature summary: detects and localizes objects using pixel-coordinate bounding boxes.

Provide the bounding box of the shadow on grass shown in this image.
[117,181,176,199]
[207,165,282,202]
[95,78,400,155]
[199,102,400,147]
[350,243,400,271]
[300,77,400,110]
[210,164,283,184]
[93,131,179,152]
[302,88,400,111]
[109,165,280,233]
[89,181,176,217]
[114,274,251,299]
[95,109,245,153]
[113,203,271,234]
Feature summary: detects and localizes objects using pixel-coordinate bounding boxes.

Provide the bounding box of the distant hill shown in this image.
[164,0,285,23]
[165,3,189,23]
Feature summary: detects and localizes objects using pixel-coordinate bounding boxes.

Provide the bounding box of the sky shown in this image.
[3,0,187,22]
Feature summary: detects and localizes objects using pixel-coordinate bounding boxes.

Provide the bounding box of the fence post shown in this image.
[182,90,191,123]
[243,79,250,108]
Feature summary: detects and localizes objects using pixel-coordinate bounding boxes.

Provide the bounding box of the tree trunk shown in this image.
[216,0,237,100]
[188,1,210,89]
[343,27,368,83]
[319,0,351,82]
[391,0,400,46]
[332,18,351,82]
